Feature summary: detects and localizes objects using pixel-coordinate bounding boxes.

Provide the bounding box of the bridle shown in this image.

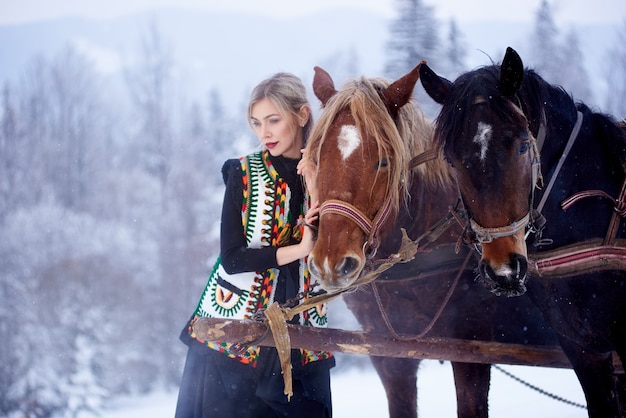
[461,95,587,247]
[319,194,393,259]
[459,96,547,246]
[464,142,543,245]
[469,212,532,244]
[316,149,442,260]
[315,85,404,262]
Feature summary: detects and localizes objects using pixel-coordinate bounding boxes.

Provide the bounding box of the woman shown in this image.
[175,72,334,418]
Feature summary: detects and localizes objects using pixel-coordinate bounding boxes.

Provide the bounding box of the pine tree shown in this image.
[529,0,562,84]
[445,19,467,79]
[0,84,17,221]
[384,0,441,117]
[384,0,440,80]
[528,1,593,105]
[559,29,593,103]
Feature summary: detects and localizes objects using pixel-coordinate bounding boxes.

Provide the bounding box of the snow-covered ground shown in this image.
[97,360,587,417]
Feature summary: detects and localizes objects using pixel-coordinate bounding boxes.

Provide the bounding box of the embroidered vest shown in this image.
[188,151,331,366]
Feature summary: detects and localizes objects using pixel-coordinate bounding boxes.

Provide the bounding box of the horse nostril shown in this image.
[478,254,528,296]
[336,256,361,277]
[308,256,321,279]
[511,253,528,281]
[479,260,493,281]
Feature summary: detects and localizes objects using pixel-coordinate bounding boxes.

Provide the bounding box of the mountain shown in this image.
[0,8,620,112]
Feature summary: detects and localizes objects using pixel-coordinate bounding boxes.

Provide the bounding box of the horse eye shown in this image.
[518,141,530,155]
[444,156,455,168]
[376,157,389,169]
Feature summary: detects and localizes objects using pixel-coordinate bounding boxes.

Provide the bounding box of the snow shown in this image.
[94,360,587,417]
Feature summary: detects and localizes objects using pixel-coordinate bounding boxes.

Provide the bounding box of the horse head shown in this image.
[420,47,539,296]
[305,63,426,291]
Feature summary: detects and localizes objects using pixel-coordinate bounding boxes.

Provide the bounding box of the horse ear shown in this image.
[380,60,425,118]
[499,47,524,96]
[418,62,452,105]
[313,66,337,107]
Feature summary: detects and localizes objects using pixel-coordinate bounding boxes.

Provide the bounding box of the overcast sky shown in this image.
[1,0,625,26]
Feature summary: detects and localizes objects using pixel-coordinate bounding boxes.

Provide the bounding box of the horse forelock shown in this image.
[435,66,537,159]
[308,76,450,217]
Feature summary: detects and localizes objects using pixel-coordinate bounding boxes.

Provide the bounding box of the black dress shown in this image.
[174,154,335,418]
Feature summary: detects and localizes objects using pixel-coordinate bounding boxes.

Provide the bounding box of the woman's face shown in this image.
[250,98,303,159]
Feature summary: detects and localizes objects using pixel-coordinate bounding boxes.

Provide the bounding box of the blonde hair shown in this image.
[247,72,313,143]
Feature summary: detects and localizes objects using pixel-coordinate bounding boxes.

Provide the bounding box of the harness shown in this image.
[316,150,441,263]
[456,100,626,276]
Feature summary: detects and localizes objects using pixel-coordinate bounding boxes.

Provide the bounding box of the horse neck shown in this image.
[540,97,624,184]
[532,92,626,245]
[378,170,459,255]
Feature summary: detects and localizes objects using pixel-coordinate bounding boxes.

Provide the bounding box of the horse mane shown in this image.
[520,69,626,171]
[307,75,451,216]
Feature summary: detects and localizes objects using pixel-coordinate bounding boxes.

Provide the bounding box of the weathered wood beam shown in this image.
[193,317,575,369]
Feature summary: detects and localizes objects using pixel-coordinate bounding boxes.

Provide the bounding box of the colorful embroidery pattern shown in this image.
[190,151,331,365]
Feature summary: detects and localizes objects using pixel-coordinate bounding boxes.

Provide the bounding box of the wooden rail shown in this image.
[193,317,581,369]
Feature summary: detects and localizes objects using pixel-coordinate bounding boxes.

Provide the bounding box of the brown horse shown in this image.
[419,46,626,417]
[303,64,559,418]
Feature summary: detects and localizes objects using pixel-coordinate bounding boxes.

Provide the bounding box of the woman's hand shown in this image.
[275,201,320,266]
[301,200,320,252]
[297,149,319,203]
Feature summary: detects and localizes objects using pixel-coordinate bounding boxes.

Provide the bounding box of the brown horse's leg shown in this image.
[370,357,420,418]
[451,362,490,418]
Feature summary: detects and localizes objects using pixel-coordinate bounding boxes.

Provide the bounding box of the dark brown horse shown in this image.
[419,46,626,417]
[303,64,559,418]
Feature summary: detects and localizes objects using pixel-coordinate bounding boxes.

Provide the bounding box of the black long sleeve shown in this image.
[219,159,279,274]
[218,155,305,306]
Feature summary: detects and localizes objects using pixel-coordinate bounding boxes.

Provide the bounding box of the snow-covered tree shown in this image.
[125,19,175,203]
[444,19,467,79]
[0,83,17,221]
[559,29,593,104]
[529,0,562,82]
[527,1,592,105]
[384,0,440,79]
[0,13,314,418]
[65,335,108,418]
[384,0,441,117]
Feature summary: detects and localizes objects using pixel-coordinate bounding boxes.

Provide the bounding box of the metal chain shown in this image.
[493,365,587,410]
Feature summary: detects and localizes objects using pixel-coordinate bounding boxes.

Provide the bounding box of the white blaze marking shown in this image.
[338,125,361,160]
[473,122,492,161]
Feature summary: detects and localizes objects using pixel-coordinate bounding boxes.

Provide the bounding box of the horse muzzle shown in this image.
[307,253,364,291]
[477,253,528,297]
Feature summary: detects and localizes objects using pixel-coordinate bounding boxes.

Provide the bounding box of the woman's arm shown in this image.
[219,161,279,274]
[275,200,319,265]
[220,158,320,274]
